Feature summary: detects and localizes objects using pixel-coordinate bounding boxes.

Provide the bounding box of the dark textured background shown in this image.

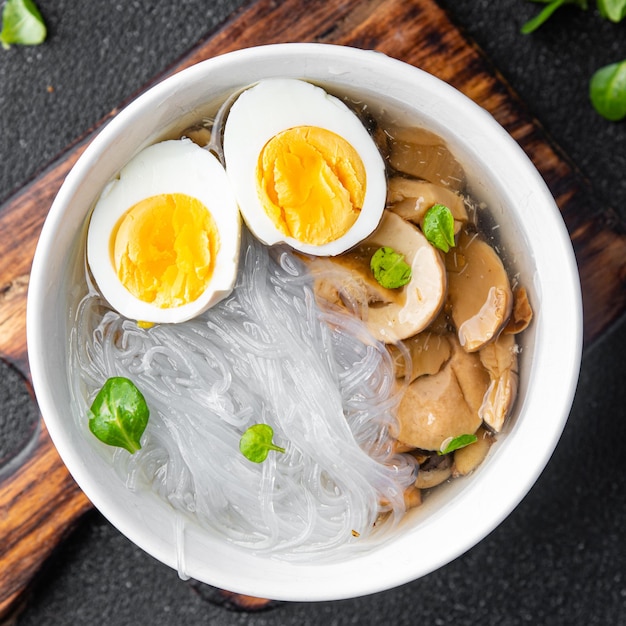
[1,1,625,624]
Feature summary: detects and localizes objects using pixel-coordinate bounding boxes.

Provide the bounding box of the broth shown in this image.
[68,80,532,560]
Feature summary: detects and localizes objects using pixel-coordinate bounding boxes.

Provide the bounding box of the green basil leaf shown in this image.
[240,424,286,463]
[370,246,412,289]
[520,0,587,34]
[88,377,150,454]
[597,0,626,22]
[438,434,478,456]
[422,204,455,253]
[0,0,46,50]
[590,60,626,121]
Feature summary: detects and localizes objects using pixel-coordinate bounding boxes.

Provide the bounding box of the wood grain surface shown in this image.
[1,0,625,618]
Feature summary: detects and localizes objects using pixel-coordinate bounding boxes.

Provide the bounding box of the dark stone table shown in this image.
[1,1,625,624]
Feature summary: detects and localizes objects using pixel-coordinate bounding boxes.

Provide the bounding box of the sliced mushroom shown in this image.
[309,211,446,343]
[387,177,468,234]
[448,335,491,415]
[396,350,484,451]
[446,230,513,352]
[414,453,453,489]
[452,427,493,477]
[309,257,373,321]
[385,125,466,192]
[478,332,519,432]
[388,331,451,383]
[403,485,422,509]
[504,285,533,335]
[415,464,452,489]
[379,481,423,510]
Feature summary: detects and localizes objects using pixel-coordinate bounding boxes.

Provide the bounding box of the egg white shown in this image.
[87,139,241,324]
[223,78,387,256]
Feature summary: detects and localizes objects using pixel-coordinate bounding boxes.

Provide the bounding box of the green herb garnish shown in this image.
[438,434,478,456]
[423,204,456,253]
[370,246,412,289]
[520,0,626,121]
[88,377,150,454]
[590,59,626,121]
[0,0,46,50]
[598,0,626,21]
[520,0,587,34]
[239,424,286,463]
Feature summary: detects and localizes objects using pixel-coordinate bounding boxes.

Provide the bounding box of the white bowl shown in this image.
[27,43,582,601]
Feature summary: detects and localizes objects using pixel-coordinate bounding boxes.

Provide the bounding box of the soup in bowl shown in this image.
[27,43,582,601]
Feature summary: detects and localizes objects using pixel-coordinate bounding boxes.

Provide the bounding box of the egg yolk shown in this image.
[256,126,366,246]
[111,193,219,308]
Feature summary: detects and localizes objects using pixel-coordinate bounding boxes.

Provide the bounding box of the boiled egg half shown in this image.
[87,139,241,324]
[223,78,386,256]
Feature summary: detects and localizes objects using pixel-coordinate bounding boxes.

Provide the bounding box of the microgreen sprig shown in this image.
[370,246,412,289]
[520,0,587,35]
[239,424,286,463]
[0,0,46,50]
[590,60,626,121]
[88,377,150,454]
[438,434,478,456]
[423,204,456,253]
[520,0,626,120]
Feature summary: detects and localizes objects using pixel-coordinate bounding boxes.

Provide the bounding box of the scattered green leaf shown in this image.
[438,434,478,456]
[239,424,286,463]
[370,246,412,289]
[520,0,587,35]
[0,0,47,50]
[520,0,626,121]
[590,59,626,121]
[597,0,626,21]
[422,204,456,253]
[88,377,150,454]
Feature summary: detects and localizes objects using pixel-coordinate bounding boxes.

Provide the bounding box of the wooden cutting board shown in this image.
[1,0,625,618]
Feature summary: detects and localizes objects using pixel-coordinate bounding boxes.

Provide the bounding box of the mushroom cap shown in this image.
[388,331,451,383]
[446,230,513,352]
[478,332,520,432]
[385,125,467,192]
[308,210,446,343]
[397,357,483,451]
[504,285,533,335]
[364,211,447,342]
[415,456,453,489]
[396,333,488,451]
[387,177,468,234]
[448,335,491,415]
[452,427,493,477]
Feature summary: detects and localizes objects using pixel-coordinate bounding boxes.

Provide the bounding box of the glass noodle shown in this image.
[69,232,417,559]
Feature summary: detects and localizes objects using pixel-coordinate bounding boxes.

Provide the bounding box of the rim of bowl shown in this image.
[26,43,583,601]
